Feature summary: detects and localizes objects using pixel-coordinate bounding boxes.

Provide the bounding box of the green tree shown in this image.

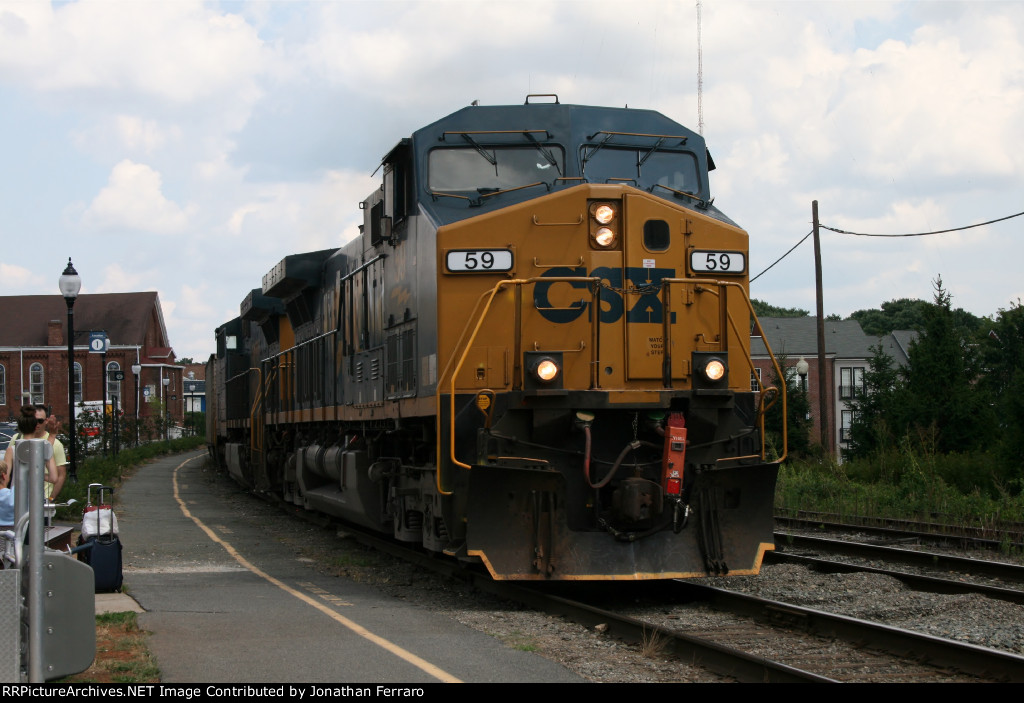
[850,296,986,336]
[846,344,907,459]
[977,301,1024,475]
[850,298,930,335]
[750,299,810,318]
[903,277,994,454]
[763,360,813,459]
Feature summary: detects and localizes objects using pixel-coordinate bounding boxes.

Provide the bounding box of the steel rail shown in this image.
[673,582,1024,682]
[775,514,1024,551]
[766,551,1024,605]
[292,510,834,683]
[775,532,1024,583]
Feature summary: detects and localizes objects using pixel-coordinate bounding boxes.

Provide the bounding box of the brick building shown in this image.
[0,292,182,428]
[750,317,915,457]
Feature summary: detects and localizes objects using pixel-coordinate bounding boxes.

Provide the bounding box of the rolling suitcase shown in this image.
[77,483,123,592]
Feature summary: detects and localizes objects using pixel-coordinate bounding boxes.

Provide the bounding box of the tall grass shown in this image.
[776,448,1024,528]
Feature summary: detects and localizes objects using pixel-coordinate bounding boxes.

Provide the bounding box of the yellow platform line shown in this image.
[171,454,462,683]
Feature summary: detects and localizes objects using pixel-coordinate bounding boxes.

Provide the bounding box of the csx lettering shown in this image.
[534,267,677,324]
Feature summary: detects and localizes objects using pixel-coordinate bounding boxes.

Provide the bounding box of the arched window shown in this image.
[107,361,121,402]
[0,364,6,406]
[74,362,83,402]
[30,362,44,404]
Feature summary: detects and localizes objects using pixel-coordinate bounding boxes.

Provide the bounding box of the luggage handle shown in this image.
[87,483,115,506]
[86,483,116,538]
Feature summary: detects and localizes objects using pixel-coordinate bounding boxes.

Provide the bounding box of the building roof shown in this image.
[0,292,170,353]
[751,316,918,366]
[751,317,876,359]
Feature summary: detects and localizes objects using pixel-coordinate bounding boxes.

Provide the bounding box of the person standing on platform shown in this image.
[4,407,58,501]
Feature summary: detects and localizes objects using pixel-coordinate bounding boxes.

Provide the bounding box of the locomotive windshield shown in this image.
[582,146,700,195]
[429,146,565,192]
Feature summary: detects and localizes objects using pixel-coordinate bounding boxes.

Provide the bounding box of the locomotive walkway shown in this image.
[114,450,585,684]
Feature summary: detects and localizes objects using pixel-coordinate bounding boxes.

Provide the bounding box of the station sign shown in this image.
[89,331,109,354]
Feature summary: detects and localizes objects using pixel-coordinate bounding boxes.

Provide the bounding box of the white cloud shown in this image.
[0,0,265,105]
[218,168,375,251]
[91,262,149,294]
[0,263,45,294]
[83,160,192,233]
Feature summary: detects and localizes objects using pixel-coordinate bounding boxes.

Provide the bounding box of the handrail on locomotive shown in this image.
[436,273,788,491]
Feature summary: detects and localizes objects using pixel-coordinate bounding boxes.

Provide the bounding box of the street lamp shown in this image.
[131,363,141,447]
[58,258,81,484]
[162,376,170,442]
[796,357,809,392]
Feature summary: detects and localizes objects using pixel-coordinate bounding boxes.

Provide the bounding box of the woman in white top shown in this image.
[4,405,58,500]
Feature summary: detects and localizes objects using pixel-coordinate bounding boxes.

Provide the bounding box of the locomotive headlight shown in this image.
[535,358,560,383]
[589,201,620,250]
[702,358,726,382]
[592,202,616,225]
[524,351,565,391]
[593,226,617,248]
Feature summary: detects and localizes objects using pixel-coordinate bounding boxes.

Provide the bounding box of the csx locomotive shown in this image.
[207,96,786,580]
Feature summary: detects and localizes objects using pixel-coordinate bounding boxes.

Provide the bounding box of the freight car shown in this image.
[207,96,787,581]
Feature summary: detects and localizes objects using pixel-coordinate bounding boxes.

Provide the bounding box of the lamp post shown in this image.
[58,259,81,484]
[162,376,170,442]
[796,357,809,393]
[131,363,141,447]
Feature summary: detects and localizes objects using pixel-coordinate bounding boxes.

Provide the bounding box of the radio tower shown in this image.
[696,0,704,135]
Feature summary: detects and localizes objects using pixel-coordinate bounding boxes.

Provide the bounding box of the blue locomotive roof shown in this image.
[402,100,736,227]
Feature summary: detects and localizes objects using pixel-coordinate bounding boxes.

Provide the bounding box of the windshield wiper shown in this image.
[637,137,667,169]
[524,132,563,176]
[473,181,550,206]
[459,133,496,166]
[649,183,710,209]
[582,130,689,168]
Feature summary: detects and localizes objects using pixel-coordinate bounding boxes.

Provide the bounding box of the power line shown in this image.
[820,210,1024,237]
[751,209,1024,283]
[751,230,812,283]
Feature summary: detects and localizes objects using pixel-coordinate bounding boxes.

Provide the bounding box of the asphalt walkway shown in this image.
[114,450,585,684]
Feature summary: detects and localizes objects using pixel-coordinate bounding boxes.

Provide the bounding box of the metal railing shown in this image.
[435,275,788,493]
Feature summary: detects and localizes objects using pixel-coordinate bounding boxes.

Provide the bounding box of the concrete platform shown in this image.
[95,592,143,615]
[113,450,586,684]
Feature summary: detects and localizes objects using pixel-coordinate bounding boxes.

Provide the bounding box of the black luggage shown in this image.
[77,484,123,593]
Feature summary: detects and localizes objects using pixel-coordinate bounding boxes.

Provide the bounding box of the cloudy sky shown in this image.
[1,0,1021,359]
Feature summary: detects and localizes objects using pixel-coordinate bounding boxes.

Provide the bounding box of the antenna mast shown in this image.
[696,0,704,135]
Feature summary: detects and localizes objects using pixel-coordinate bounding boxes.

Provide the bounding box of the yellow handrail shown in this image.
[666,278,788,463]
[434,273,788,494]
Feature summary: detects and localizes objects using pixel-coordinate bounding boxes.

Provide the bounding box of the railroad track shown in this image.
[776,513,1024,551]
[323,515,1024,682]
[771,531,1024,604]
[256,483,1024,682]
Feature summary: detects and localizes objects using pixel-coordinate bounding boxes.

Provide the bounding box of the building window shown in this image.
[750,367,762,392]
[29,362,44,404]
[841,409,854,442]
[107,361,121,402]
[840,367,865,399]
[0,364,5,406]
[74,362,83,402]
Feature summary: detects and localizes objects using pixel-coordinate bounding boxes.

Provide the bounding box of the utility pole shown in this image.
[812,200,829,453]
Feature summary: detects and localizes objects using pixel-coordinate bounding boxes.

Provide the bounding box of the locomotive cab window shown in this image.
[428,146,564,191]
[582,146,700,195]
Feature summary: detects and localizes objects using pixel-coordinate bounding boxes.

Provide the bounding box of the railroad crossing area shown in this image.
[117,451,584,684]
